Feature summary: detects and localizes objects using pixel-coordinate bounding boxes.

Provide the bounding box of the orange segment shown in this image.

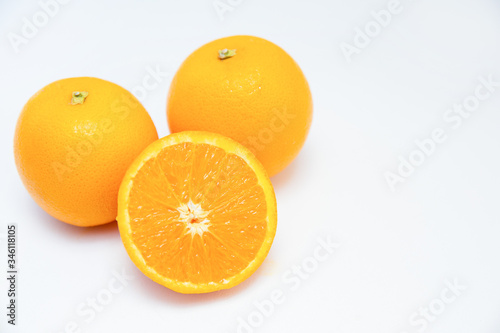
[117,131,277,293]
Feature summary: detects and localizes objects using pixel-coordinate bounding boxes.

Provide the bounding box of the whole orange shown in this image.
[167,35,313,177]
[14,77,158,227]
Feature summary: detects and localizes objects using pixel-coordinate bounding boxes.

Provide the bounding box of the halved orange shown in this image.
[117,131,277,294]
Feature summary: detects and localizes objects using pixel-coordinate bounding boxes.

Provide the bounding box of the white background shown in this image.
[1,0,500,332]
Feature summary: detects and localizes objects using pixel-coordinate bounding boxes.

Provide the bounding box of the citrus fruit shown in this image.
[117,131,277,293]
[14,77,158,227]
[167,35,313,177]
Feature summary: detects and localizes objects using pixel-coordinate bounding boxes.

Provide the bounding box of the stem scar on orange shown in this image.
[117,131,277,294]
[167,35,313,177]
[14,77,158,227]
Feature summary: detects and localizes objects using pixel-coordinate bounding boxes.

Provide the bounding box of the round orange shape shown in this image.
[14,77,158,227]
[117,131,277,293]
[167,35,313,177]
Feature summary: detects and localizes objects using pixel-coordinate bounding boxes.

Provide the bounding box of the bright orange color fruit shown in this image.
[167,35,313,177]
[14,77,158,227]
[117,131,277,294]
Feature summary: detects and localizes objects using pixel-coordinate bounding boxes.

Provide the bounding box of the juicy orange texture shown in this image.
[118,131,277,293]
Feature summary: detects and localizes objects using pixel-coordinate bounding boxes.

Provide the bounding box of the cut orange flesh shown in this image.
[117,131,277,294]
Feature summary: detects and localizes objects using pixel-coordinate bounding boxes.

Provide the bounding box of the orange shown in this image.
[167,35,313,177]
[117,131,277,293]
[14,77,158,227]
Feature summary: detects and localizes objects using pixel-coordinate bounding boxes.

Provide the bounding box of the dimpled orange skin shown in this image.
[14,77,159,227]
[167,35,313,177]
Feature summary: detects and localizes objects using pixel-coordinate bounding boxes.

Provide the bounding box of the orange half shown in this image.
[117,131,277,293]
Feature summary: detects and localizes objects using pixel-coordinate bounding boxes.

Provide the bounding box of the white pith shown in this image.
[177,200,211,237]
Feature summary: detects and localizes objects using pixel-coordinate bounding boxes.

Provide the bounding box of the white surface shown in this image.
[1,0,500,332]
